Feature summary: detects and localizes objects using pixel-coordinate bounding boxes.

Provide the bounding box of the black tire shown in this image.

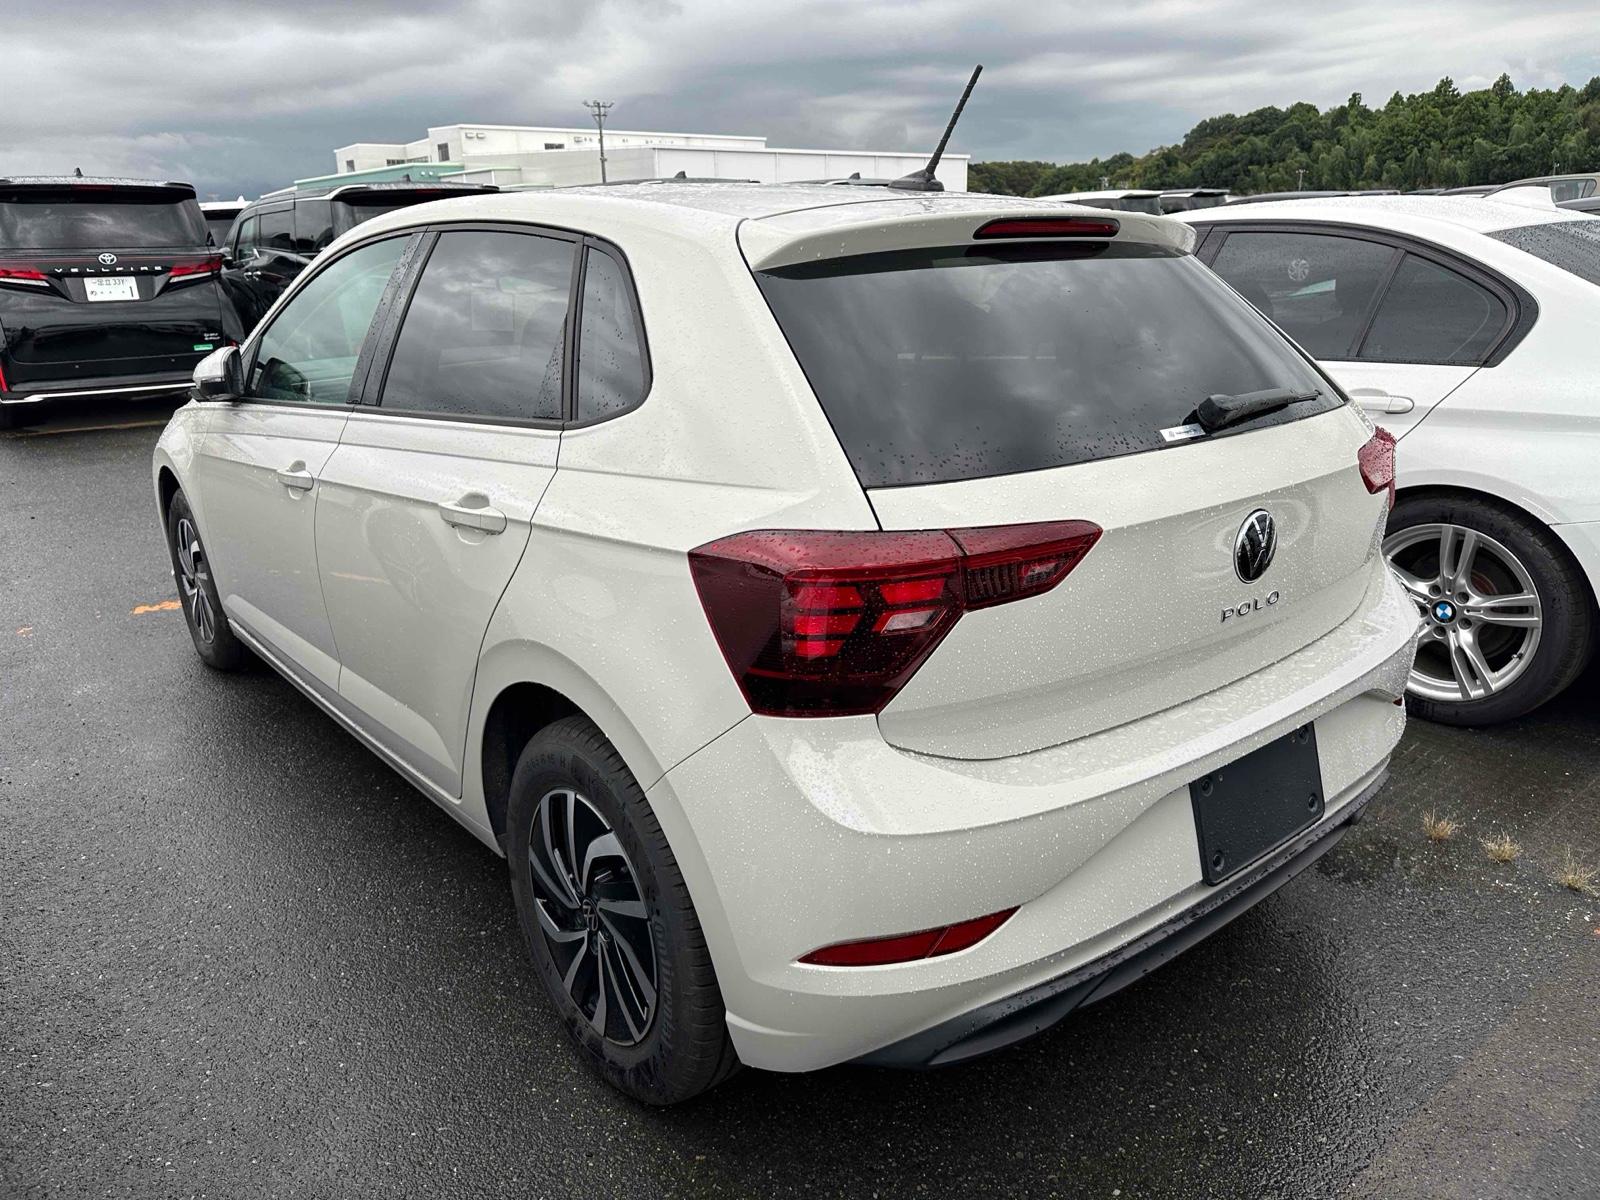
[1386,493,1593,726]
[507,715,738,1104]
[164,490,247,671]
[0,404,19,431]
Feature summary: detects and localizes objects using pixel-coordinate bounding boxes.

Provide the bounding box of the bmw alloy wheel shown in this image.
[1383,522,1542,703]
[527,788,657,1046]
[174,516,218,645]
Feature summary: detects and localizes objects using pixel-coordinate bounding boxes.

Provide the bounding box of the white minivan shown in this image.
[153,186,1416,1102]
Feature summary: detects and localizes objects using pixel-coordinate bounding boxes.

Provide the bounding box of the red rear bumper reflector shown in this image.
[800,908,1019,967]
[689,521,1101,717]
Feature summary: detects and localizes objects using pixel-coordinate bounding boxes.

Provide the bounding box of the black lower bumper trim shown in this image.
[854,770,1386,1070]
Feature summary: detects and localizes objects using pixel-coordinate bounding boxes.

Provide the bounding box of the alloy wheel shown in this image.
[174,516,218,645]
[527,788,657,1046]
[1383,522,1542,703]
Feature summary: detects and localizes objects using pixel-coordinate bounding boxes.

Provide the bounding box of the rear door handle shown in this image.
[438,496,507,535]
[275,463,315,491]
[1349,389,1416,415]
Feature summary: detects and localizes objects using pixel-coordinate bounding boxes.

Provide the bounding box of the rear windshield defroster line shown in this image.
[756,242,1342,489]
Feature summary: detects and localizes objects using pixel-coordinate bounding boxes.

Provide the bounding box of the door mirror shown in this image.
[193,345,243,401]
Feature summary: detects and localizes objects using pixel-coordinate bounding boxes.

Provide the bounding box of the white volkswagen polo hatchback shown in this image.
[153,185,1416,1103]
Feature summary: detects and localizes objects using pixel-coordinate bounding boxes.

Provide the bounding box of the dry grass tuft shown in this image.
[1423,809,1459,843]
[1556,847,1599,895]
[1481,833,1522,864]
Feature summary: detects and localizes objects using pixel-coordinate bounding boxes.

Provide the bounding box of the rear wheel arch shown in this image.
[156,465,181,521]
[480,680,581,846]
[1393,482,1595,606]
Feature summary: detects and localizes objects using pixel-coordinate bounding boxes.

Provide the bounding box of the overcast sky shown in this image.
[4,0,1597,198]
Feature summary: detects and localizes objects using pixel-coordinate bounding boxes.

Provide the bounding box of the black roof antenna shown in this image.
[74,166,83,177]
[888,65,982,192]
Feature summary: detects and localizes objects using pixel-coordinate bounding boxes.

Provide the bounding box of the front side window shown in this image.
[576,246,648,421]
[377,229,573,421]
[247,236,407,404]
[757,241,1338,488]
[1360,254,1507,364]
[233,214,259,257]
[1209,230,1397,359]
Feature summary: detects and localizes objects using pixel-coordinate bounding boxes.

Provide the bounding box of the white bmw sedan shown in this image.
[1186,197,1600,726]
[153,184,1415,1102]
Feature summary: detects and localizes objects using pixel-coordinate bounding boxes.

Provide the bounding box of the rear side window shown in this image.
[248,237,407,404]
[378,229,573,422]
[1208,231,1396,359]
[0,190,206,248]
[756,242,1337,489]
[294,199,335,255]
[576,246,648,421]
[1489,221,1600,288]
[258,208,294,252]
[1360,255,1507,364]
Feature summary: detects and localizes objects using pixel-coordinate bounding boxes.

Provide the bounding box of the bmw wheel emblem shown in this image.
[1233,509,1278,583]
[97,252,118,266]
[1432,599,1457,624]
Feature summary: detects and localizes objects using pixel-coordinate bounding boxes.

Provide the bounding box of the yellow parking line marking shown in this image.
[132,599,182,614]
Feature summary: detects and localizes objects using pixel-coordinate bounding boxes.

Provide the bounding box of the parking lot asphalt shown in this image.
[3,397,1598,1200]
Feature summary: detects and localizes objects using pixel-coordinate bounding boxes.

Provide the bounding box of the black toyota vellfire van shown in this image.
[0,177,242,429]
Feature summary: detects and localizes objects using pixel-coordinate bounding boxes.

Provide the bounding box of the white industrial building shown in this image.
[331,123,968,191]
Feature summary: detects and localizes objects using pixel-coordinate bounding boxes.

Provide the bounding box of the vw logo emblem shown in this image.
[1234,509,1278,583]
[97,252,118,266]
[1432,599,1457,624]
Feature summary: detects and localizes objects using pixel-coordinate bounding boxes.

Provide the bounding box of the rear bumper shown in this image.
[856,769,1382,1068]
[0,370,194,405]
[646,565,1418,1073]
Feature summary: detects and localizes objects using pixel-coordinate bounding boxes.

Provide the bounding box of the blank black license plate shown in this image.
[1190,724,1324,885]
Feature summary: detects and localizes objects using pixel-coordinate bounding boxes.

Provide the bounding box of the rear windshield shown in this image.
[1489,221,1600,288]
[0,190,207,249]
[757,242,1339,488]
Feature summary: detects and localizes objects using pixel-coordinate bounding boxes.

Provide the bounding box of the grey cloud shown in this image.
[3,0,1595,198]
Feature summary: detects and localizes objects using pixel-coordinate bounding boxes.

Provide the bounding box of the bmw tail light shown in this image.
[1358,428,1396,507]
[800,908,1018,966]
[688,521,1101,717]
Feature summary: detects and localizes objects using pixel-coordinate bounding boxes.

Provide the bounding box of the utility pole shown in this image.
[1296,167,1306,190]
[584,100,613,183]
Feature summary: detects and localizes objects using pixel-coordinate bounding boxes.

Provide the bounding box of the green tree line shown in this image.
[970,74,1600,197]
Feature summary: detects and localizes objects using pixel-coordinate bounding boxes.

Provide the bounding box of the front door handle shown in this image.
[1349,388,1416,415]
[438,495,507,535]
[275,462,315,491]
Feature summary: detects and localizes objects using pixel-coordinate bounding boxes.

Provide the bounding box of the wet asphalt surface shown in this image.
[3,396,1598,1200]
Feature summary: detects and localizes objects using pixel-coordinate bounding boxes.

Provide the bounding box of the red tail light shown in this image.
[0,263,49,288]
[168,255,223,280]
[974,217,1120,239]
[1358,428,1396,507]
[688,520,1101,717]
[800,908,1018,967]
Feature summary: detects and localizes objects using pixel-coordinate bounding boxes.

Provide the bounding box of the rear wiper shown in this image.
[1195,387,1320,433]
